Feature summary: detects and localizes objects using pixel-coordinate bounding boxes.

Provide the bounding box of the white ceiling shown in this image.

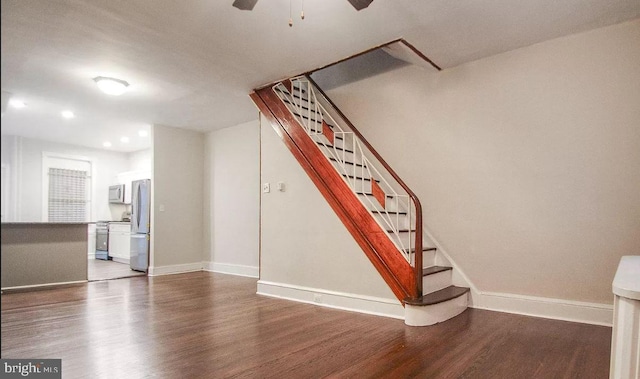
[1,0,639,153]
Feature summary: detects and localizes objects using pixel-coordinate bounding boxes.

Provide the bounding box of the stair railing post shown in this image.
[414,200,423,298]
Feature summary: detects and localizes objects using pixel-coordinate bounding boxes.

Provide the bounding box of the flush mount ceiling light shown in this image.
[61,110,75,119]
[120,136,130,143]
[93,76,130,96]
[9,99,27,109]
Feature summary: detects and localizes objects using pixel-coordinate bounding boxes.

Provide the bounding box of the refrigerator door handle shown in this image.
[136,187,142,227]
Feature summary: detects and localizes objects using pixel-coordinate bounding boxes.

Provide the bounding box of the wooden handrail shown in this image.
[306,75,424,299]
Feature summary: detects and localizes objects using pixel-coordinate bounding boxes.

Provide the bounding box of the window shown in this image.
[42,153,92,222]
[47,168,89,222]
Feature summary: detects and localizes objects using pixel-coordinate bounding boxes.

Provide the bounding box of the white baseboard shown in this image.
[203,262,259,278]
[148,262,203,276]
[1,280,88,292]
[87,253,96,260]
[423,227,612,326]
[471,290,613,326]
[257,280,404,320]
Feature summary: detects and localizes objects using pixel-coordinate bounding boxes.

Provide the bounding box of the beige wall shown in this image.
[203,120,260,272]
[1,223,87,288]
[260,114,396,299]
[151,124,204,269]
[324,20,640,304]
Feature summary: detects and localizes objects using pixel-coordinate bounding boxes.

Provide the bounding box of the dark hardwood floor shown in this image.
[1,272,611,378]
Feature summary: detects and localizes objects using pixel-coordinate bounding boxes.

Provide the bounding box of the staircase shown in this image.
[251,76,469,326]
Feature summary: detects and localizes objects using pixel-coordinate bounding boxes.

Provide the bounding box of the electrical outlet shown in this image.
[313,293,322,303]
[262,183,270,193]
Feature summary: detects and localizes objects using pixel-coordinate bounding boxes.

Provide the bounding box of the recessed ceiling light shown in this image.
[138,130,149,137]
[61,110,75,119]
[9,99,26,109]
[120,136,130,143]
[103,141,112,148]
[93,76,130,96]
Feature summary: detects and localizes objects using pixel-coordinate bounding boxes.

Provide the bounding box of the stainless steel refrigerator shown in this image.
[130,179,151,272]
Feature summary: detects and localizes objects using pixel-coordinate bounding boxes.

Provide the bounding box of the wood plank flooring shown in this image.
[1,272,611,378]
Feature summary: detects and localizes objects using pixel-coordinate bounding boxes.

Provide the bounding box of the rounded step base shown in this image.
[404,292,468,326]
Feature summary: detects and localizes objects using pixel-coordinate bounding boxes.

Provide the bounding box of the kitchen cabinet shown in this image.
[108,223,131,264]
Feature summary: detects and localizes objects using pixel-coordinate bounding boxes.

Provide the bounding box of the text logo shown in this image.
[0,360,61,379]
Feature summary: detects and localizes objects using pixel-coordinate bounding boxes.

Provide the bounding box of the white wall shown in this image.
[128,149,151,173]
[203,120,260,277]
[259,113,398,308]
[2,135,130,222]
[323,20,640,305]
[151,124,204,273]
[1,135,19,221]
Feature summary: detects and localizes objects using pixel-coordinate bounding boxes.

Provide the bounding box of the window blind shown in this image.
[48,168,88,222]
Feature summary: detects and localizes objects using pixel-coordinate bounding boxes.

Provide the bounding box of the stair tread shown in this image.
[311,131,343,141]
[328,157,364,168]
[404,285,470,306]
[357,191,395,199]
[342,174,380,182]
[317,141,354,154]
[422,266,452,276]
[403,247,437,254]
[373,210,407,215]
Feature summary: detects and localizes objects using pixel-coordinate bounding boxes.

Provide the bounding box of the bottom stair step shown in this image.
[404,285,470,306]
[404,286,470,327]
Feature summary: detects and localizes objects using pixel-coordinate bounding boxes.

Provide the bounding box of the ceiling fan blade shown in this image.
[232,0,258,11]
[347,0,374,11]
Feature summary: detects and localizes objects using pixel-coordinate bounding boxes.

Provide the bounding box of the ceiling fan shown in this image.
[232,0,374,12]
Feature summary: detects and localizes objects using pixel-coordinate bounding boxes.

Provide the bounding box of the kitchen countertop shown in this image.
[612,255,640,301]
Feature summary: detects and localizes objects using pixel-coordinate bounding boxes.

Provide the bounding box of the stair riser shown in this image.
[286,91,315,109]
[312,134,350,152]
[401,249,437,267]
[404,293,468,326]
[277,91,316,112]
[318,146,363,165]
[392,231,423,248]
[373,213,411,230]
[357,194,405,212]
[423,270,452,294]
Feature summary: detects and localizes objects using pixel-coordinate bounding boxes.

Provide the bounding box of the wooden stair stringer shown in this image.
[251,87,417,303]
